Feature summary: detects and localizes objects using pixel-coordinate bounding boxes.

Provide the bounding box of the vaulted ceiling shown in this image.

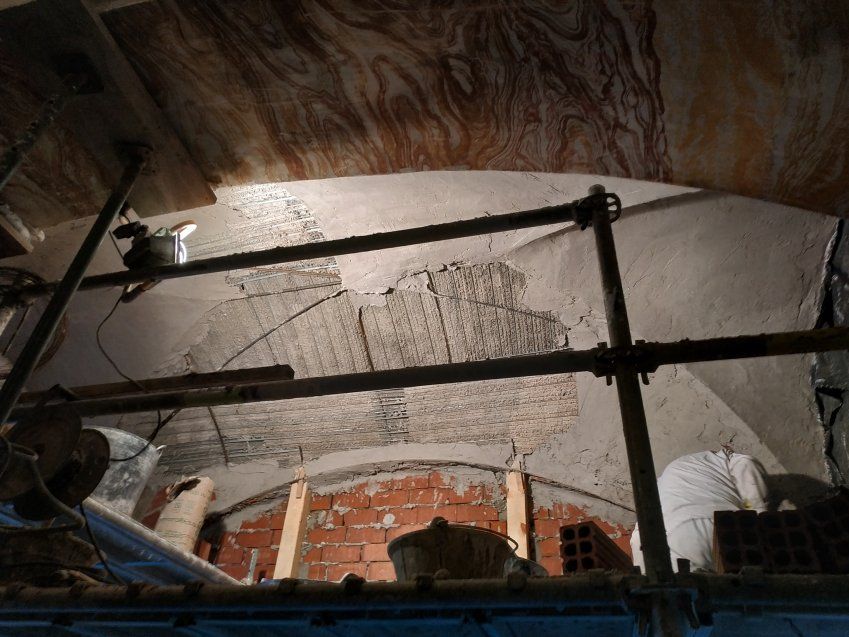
[1,0,848,236]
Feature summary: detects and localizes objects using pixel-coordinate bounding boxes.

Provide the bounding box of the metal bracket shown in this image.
[592,341,659,380]
[573,190,622,230]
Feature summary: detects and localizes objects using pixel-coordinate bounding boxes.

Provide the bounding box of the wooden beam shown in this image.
[0,214,32,257]
[273,469,311,580]
[506,467,530,559]
[0,0,215,217]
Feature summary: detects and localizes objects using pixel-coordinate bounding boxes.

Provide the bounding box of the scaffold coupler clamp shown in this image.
[573,186,622,230]
[627,574,702,636]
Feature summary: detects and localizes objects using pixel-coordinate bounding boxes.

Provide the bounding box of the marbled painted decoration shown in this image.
[654,0,849,215]
[104,0,670,185]
[2,0,849,229]
[0,47,110,227]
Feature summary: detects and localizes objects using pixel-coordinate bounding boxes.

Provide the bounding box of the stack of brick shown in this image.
[714,509,822,574]
[803,489,849,574]
[758,510,821,574]
[301,472,506,582]
[559,521,633,574]
[713,510,766,574]
[533,504,632,576]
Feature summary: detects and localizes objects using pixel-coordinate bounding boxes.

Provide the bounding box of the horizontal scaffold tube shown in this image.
[12,327,849,419]
[25,199,588,295]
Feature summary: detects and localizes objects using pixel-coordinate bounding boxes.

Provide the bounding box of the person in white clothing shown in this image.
[630,448,769,573]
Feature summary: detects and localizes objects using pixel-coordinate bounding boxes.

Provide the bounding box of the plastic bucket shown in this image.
[85,426,161,517]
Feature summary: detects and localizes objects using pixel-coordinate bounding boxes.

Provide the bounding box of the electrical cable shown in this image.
[78,501,125,585]
[95,294,144,390]
[126,290,342,459]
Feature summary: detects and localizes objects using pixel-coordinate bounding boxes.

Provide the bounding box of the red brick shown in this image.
[141,511,161,529]
[307,526,346,544]
[456,504,498,522]
[537,537,561,557]
[307,563,327,580]
[311,494,332,510]
[220,531,238,547]
[216,546,245,565]
[327,562,367,581]
[591,518,617,535]
[371,490,408,508]
[315,510,344,528]
[613,534,633,558]
[236,530,274,548]
[386,524,426,542]
[241,515,272,531]
[535,507,551,520]
[149,486,169,509]
[333,491,370,509]
[345,508,378,526]
[347,526,386,543]
[394,476,430,490]
[362,543,389,562]
[256,546,278,565]
[488,521,508,535]
[538,556,563,576]
[534,519,564,538]
[409,488,454,505]
[367,561,396,581]
[416,504,458,524]
[448,485,486,504]
[269,513,286,530]
[302,547,322,563]
[218,563,249,581]
[196,540,212,562]
[386,507,418,525]
[322,544,361,562]
[429,471,451,488]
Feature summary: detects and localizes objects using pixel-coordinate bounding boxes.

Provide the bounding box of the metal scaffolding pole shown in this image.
[589,188,674,584]
[11,326,849,419]
[23,199,593,295]
[0,148,148,425]
[17,363,295,404]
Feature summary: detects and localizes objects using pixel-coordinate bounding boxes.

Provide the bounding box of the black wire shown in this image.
[109,409,183,462]
[78,501,125,585]
[95,294,145,390]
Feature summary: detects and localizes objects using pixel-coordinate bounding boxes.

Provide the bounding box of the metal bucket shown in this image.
[85,426,161,517]
[387,519,517,580]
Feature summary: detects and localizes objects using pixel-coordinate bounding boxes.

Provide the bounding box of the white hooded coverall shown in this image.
[630,450,768,573]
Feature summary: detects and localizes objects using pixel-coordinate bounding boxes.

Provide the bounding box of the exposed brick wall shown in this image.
[141,471,634,582]
[302,471,506,582]
[212,504,288,582]
[532,502,632,576]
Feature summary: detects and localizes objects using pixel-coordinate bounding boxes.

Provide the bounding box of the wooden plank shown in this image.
[506,468,530,559]
[273,471,310,580]
[0,214,33,257]
[0,0,215,217]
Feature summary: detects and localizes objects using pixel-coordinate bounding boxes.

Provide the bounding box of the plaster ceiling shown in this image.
[6,170,837,515]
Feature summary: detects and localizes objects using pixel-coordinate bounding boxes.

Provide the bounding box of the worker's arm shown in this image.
[728,454,769,512]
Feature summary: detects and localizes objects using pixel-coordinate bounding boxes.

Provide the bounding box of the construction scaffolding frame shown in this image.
[1,173,848,635]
